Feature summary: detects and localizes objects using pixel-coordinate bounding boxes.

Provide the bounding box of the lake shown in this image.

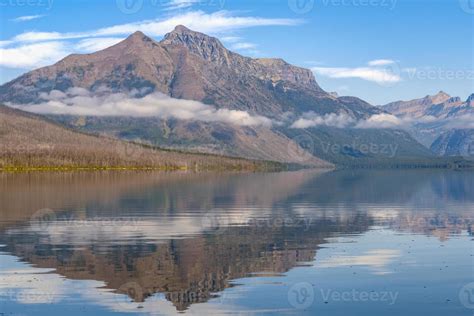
[0,170,473,315]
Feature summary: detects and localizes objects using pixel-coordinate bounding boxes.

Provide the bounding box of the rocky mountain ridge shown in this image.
[382,91,474,156]
[381,91,473,119]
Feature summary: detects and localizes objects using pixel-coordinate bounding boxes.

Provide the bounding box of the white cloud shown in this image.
[164,0,199,10]
[291,112,355,129]
[75,37,125,53]
[0,42,69,68]
[312,66,401,84]
[94,10,301,38]
[318,249,400,275]
[8,11,301,44]
[9,89,273,127]
[220,36,260,53]
[220,36,242,43]
[444,113,474,129]
[0,40,13,48]
[230,42,257,50]
[10,14,45,22]
[355,113,442,129]
[163,0,226,11]
[13,31,70,43]
[290,111,441,130]
[368,59,395,66]
[355,113,403,129]
[0,10,301,70]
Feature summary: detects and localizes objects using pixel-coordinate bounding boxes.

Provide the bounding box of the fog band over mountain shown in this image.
[290,112,356,129]
[11,87,465,131]
[8,88,273,127]
[289,111,456,130]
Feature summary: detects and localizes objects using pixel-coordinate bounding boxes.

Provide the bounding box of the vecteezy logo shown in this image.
[30,208,56,230]
[288,282,314,309]
[459,282,474,309]
[201,211,229,234]
[288,134,315,163]
[116,140,143,161]
[378,61,401,87]
[288,0,315,14]
[124,141,139,158]
[459,0,474,14]
[116,0,143,14]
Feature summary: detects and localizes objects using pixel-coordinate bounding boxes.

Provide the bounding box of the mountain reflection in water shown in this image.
[0,170,473,315]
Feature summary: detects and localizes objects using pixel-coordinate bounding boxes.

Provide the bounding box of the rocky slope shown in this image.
[49,115,331,166]
[431,129,474,157]
[0,104,283,170]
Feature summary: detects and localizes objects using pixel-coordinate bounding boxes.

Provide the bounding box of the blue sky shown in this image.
[0,0,472,104]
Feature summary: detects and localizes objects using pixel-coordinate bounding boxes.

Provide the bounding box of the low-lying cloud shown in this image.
[290,112,355,129]
[9,88,273,127]
[444,113,474,129]
[355,113,403,129]
[11,88,472,132]
[290,112,440,130]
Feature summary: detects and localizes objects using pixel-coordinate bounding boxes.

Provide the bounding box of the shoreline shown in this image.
[1,163,472,173]
[0,162,290,173]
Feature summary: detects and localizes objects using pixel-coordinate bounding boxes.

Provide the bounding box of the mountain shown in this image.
[0,104,283,171]
[381,92,474,152]
[0,26,374,118]
[382,91,473,119]
[431,129,474,157]
[48,115,333,166]
[382,91,450,118]
[0,26,435,166]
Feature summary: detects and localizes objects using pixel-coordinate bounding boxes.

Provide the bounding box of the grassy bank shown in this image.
[0,152,287,173]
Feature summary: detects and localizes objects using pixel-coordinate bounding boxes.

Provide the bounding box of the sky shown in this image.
[0,0,472,105]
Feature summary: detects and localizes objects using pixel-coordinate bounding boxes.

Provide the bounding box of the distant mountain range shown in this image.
[382,91,473,123]
[0,25,470,166]
[381,91,474,157]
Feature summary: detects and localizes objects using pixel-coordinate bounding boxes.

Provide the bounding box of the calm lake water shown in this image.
[0,170,473,315]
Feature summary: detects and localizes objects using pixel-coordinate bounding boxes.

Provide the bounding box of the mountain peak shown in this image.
[122,31,156,45]
[162,25,228,64]
[163,25,221,45]
[436,90,449,96]
[172,25,192,33]
[130,30,145,37]
[467,93,474,106]
[431,90,451,104]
